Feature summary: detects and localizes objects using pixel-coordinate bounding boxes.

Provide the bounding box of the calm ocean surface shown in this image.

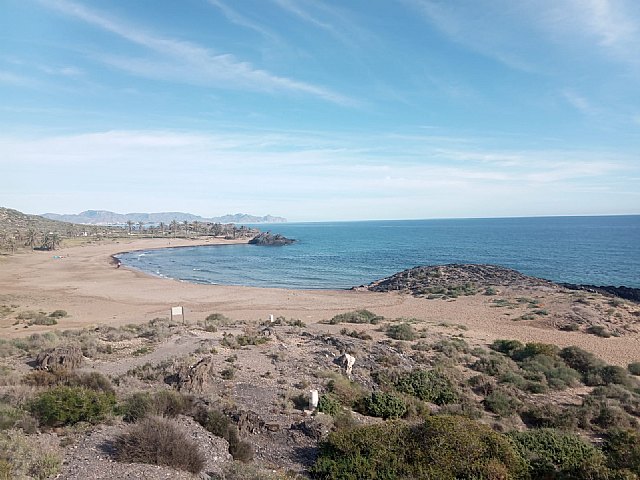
[117,216,640,289]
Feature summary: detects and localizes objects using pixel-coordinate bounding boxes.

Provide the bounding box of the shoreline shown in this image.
[0,237,639,366]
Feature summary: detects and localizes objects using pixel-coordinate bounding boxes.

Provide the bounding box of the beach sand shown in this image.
[1,238,638,366]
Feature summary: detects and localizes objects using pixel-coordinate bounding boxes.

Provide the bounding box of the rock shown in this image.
[335,353,355,376]
[561,283,640,303]
[35,344,83,371]
[176,356,216,394]
[248,232,296,246]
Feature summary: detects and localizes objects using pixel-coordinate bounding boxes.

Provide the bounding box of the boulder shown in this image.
[35,344,83,371]
[176,356,216,394]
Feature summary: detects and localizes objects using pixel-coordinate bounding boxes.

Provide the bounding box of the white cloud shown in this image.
[41,0,353,104]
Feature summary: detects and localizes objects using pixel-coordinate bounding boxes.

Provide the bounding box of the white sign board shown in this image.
[171,306,183,316]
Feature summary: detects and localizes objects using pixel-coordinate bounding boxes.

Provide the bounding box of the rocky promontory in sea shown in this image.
[248,232,296,246]
[561,284,640,303]
[364,263,640,303]
[364,264,553,297]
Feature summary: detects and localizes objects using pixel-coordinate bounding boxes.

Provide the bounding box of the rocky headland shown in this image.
[248,232,296,246]
[364,264,555,297]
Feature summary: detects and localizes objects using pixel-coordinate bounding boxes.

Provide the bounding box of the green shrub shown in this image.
[483,390,520,417]
[394,369,459,405]
[520,403,578,430]
[113,416,204,474]
[326,375,367,407]
[311,415,526,479]
[194,408,253,462]
[386,323,416,341]
[513,342,559,360]
[30,386,115,427]
[471,354,518,377]
[317,394,341,416]
[490,339,524,357]
[360,392,407,419]
[49,310,68,318]
[0,430,61,480]
[628,363,640,376]
[559,346,607,385]
[587,325,612,338]
[604,429,640,474]
[509,428,607,478]
[120,390,189,422]
[328,310,383,325]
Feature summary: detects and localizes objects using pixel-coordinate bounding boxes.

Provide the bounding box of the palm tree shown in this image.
[25,229,39,249]
[192,220,200,236]
[43,232,61,250]
[159,222,165,236]
[126,220,134,235]
[138,221,145,235]
[170,220,178,238]
[183,220,189,237]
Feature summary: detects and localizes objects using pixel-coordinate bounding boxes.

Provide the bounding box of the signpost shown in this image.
[171,306,185,324]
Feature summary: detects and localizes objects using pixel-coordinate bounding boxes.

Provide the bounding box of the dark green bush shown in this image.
[483,389,520,417]
[30,386,115,427]
[120,390,188,422]
[512,342,559,361]
[559,346,608,385]
[113,416,204,473]
[509,428,607,478]
[471,354,518,377]
[490,339,524,357]
[628,363,640,376]
[394,369,459,405]
[587,325,612,338]
[520,403,578,430]
[328,310,383,325]
[604,429,640,474]
[386,323,416,341]
[360,392,407,419]
[311,415,526,479]
[317,394,341,416]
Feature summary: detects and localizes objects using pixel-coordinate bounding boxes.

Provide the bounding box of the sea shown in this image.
[116,215,640,290]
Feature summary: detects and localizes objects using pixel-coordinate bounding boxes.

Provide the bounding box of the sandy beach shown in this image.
[1,237,639,366]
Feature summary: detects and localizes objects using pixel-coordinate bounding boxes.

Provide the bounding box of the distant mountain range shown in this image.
[41,210,287,225]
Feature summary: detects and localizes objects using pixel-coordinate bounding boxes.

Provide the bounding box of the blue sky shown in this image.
[1,0,639,221]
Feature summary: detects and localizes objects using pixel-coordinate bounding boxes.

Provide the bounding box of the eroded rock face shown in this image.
[176,356,216,394]
[335,353,355,376]
[35,344,83,371]
[248,232,296,246]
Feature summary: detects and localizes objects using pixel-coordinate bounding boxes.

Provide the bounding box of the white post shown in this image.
[269,314,275,323]
[309,389,319,410]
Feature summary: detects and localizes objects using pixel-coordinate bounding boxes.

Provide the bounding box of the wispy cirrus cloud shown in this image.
[40,0,353,104]
[207,0,279,42]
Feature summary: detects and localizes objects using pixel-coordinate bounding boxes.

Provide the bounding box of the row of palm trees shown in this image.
[123,220,257,239]
[0,229,61,252]
[0,220,259,254]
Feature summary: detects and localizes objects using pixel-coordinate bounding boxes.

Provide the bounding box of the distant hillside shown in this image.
[0,207,75,233]
[41,210,287,225]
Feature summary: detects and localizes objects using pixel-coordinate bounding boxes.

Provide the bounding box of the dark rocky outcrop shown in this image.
[561,284,640,303]
[364,264,554,297]
[35,344,83,371]
[248,232,296,246]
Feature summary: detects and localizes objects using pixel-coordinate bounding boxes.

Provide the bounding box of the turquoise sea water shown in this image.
[117,216,640,289]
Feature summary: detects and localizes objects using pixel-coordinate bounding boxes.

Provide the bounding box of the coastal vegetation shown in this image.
[1,305,640,478]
